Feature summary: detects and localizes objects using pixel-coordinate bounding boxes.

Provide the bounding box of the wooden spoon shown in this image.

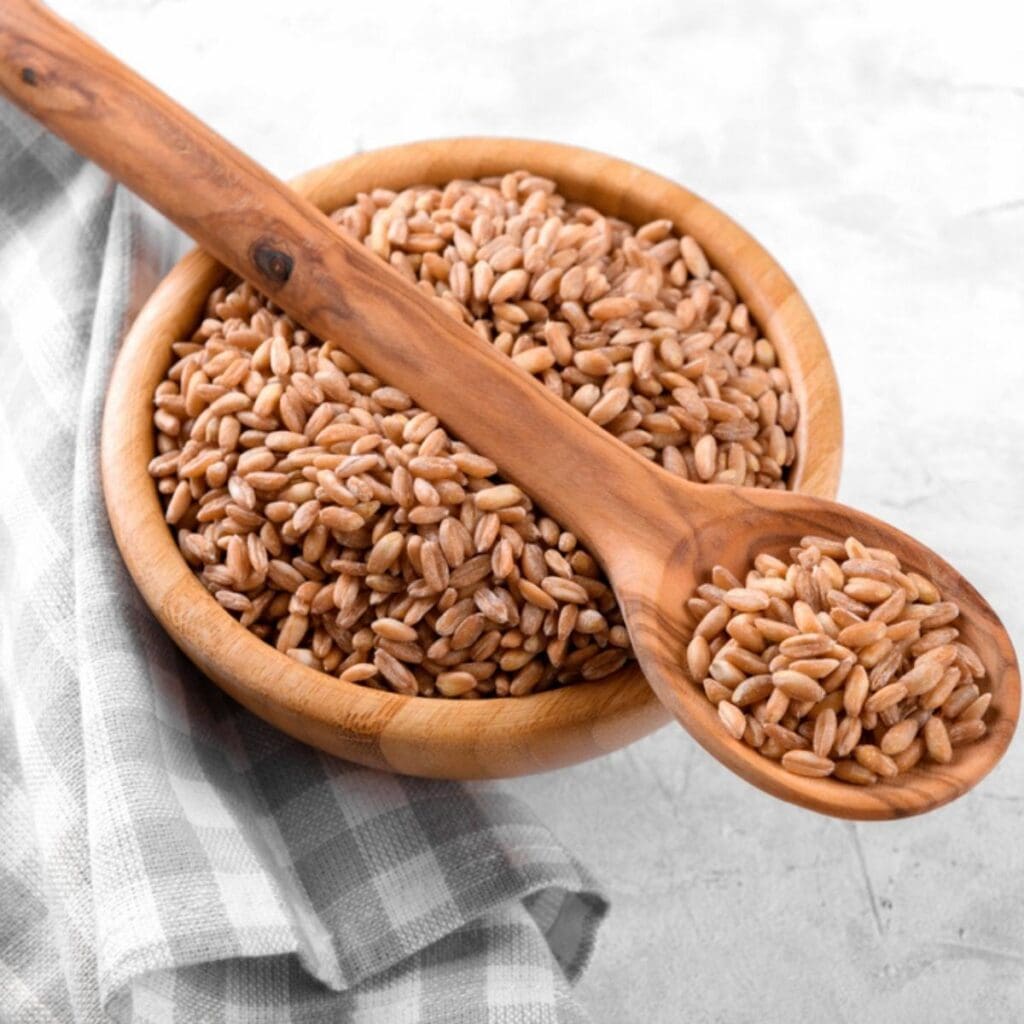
[2,0,1017,819]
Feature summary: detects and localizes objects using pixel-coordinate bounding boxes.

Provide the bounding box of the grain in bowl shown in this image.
[149,169,800,697]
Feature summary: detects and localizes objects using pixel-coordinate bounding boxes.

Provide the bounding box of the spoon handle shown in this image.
[0,0,676,556]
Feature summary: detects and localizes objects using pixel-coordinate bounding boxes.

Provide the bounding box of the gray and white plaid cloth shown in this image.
[0,101,606,1024]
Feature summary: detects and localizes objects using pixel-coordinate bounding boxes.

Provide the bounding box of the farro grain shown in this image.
[718,701,747,740]
[684,635,711,682]
[687,533,990,784]
[899,661,945,697]
[764,723,808,751]
[892,737,925,773]
[958,692,992,722]
[948,719,986,746]
[709,659,746,687]
[864,681,908,714]
[772,670,825,702]
[834,715,862,758]
[781,750,835,777]
[812,708,837,758]
[779,633,833,659]
[156,179,791,705]
[920,667,961,711]
[788,658,840,679]
[704,679,734,704]
[942,684,980,720]
[833,760,877,785]
[731,674,774,707]
[837,620,887,649]
[923,715,952,764]
[155,272,662,698]
[763,687,790,725]
[723,588,771,613]
[879,718,919,756]
[854,745,899,778]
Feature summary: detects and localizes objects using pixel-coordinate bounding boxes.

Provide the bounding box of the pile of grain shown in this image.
[687,534,990,782]
[149,170,798,696]
[331,172,798,488]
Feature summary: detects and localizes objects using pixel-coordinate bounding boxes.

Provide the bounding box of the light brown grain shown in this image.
[689,532,990,784]
[152,171,803,702]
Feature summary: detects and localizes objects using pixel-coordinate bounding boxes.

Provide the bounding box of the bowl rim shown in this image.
[101,136,843,779]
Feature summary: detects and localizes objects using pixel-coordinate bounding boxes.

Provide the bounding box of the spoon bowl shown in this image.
[597,477,1021,819]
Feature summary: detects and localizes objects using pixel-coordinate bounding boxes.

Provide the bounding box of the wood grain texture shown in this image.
[4,1,1015,816]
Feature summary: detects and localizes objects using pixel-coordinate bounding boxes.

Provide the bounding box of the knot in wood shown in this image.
[252,240,293,284]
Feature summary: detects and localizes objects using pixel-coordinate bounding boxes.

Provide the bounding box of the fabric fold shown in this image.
[0,99,606,1023]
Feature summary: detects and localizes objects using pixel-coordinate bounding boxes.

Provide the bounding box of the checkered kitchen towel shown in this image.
[0,101,606,1023]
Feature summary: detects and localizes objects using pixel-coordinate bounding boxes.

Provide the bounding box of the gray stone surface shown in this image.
[54,1,1024,1019]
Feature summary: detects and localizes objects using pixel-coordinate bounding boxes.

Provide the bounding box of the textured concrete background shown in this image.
[54,0,1024,1020]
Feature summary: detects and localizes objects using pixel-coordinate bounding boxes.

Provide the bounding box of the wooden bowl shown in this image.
[102,138,842,779]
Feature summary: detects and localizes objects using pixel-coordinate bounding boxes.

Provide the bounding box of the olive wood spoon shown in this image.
[1,0,1016,819]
